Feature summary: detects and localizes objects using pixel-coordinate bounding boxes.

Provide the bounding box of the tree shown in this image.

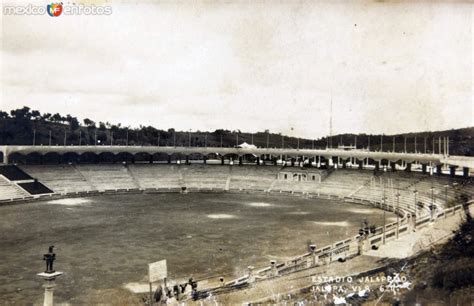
[65,114,79,130]
[31,110,41,120]
[83,118,95,128]
[42,113,52,121]
[10,106,31,120]
[0,111,9,118]
[51,113,63,123]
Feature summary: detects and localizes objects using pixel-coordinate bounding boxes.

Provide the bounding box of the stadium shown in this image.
[2,1,474,305]
[0,139,473,304]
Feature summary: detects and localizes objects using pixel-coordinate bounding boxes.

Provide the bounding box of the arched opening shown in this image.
[205,153,220,165]
[223,153,239,165]
[152,153,169,163]
[241,153,257,164]
[169,153,183,164]
[25,152,43,164]
[63,152,80,164]
[0,151,4,164]
[80,152,99,164]
[116,152,135,163]
[188,153,205,163]
[134,152,152,163]
[43,152,61,164]
[97,152,116,163]
[9,153,26,164]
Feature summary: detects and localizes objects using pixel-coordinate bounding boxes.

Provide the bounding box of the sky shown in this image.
[1,0,473,138]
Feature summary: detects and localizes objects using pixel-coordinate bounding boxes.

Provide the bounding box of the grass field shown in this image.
[0,193,395,304]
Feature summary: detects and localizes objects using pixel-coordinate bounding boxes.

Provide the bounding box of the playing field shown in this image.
[0,193,395,304]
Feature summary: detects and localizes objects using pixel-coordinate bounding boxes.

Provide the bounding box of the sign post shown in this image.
[148,259,167,305]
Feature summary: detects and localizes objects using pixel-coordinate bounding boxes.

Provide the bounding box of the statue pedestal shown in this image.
[37,272,63,306]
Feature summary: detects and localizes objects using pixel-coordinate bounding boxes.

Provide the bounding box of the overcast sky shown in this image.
[1,1,473,138]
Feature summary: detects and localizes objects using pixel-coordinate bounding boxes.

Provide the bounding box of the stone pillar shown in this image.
[37,272,63,306]
[375,163,380,172]
[273,158,277,166]
[358,160,363,170]
[43,281,55,306]
[422,164,427,174]
[203,156,207,164]
[463,167,470,178]
[167,155,171,164]
[185,155,189,165]
[436,164,442,176]
[221,156,225,165]
[391,162,396,172]
[291,158,295,167]
[405,163,411,172]
[342,160,347,168]
[238,156,243,166]
[256,157,260,166]
[449,166,457,177]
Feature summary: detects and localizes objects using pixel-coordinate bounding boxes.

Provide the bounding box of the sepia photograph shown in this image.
[0,0,473,305]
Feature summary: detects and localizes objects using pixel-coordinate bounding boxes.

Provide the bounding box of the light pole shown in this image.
[413,190,418,231]
[309,244,317,266]
[430,186,435,221]
[270,260,277,277]
[444,184,449,209]
[49,130,52,146]
[396,192,400,239]
[33,129,36,146]
[382,179,387,245]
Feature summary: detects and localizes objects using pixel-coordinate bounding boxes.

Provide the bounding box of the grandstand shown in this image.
[75,164,138,191]
[7,164,472,219]
[0,175,29,200]
[21,164,96,194]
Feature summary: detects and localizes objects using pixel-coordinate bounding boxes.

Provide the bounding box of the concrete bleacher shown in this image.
[317,170,372,198]
[20,165,95,194]
[14,164,473,215]
[229,166,278,191]
[181,164,229,190]
[76,165,138,191]
[0,176,29,200]
[128,164,181,189]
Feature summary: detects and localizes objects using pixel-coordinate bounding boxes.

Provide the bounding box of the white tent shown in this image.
[236,142,257,149]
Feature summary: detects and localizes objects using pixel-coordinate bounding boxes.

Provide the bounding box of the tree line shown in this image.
[0,106,472,155]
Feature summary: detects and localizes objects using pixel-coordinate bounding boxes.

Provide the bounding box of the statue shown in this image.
[43,246,56,273]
